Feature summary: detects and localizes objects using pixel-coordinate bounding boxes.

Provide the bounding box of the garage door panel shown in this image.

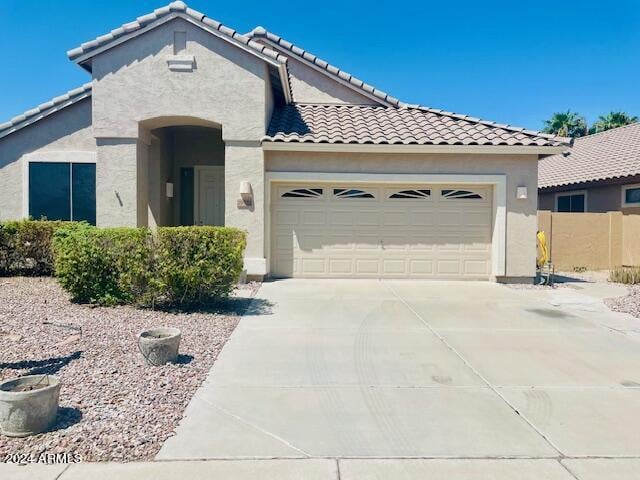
[381,211,409,226]
[300,210,326,225]
[464,260,491,275]
[382,258,408,274]
[328,258,353,274]
[274,210,299,226]
[355,211,380,226]
[410,211,436,226]
[436,260,462,275]
[409,259,434,274]
[355,258,380,275]
[271,183,492,279]
[295,232,324,251]
[300,258,326,274]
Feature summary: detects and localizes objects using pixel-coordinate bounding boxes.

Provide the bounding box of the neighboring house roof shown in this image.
[539,123,640,189]
[264,104,567,147]
[0,83,92,139]
[246,27,401,108]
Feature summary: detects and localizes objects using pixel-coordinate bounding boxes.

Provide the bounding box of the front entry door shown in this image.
[195,167,225,226]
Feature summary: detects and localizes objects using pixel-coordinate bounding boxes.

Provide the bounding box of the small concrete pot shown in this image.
[138,327,181,366]
[0,375,61,437]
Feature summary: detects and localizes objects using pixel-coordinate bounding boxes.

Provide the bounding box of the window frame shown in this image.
[555,190,588,212]
[23,154,97,222]
[621,183,640,208]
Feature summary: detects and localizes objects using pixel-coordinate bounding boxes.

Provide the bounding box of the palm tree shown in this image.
[589,111,638,134]
[542,110,588,138]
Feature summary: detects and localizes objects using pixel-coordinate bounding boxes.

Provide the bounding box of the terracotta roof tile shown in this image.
[539,123,640,188]
[264,104,566,147]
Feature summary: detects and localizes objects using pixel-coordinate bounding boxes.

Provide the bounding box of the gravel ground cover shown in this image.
[0,277,259,461]
[605,285,640,319]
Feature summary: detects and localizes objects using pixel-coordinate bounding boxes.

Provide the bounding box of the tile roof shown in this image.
[0,83,92,139]
[264,104,567,147]
[246,27,403,107]
[539,122,640,188]
[67,1,287,66]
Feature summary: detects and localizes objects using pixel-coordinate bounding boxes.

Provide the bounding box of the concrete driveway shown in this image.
[158,279,640,478]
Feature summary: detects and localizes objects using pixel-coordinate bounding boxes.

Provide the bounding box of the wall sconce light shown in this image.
[166,182,174,198]
[238,181,253,208]
[516,186,528,200]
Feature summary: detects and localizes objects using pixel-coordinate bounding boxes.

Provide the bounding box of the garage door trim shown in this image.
[265,172,506,278]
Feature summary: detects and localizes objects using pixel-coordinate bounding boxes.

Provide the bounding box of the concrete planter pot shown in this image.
[138,327,181,366]
[0,375,61,437]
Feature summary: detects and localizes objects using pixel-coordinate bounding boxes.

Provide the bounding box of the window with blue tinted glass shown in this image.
[72,163,96,224]
[556,192,585,212]
[29,162,71,221]
[624,187,640,205]
[29,162,96,224]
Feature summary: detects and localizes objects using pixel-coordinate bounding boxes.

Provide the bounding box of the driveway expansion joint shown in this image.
[384,281,566,457]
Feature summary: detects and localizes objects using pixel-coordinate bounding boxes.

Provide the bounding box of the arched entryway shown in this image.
[139,117,225,228]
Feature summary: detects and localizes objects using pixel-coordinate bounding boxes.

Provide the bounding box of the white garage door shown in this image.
[270,183,493,279]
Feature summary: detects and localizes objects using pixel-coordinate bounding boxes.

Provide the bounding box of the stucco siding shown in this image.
[225,145,264,260]
[96,139,138,227]
[286,56,379,104]
[0,99,95,221]
[91,18,270,141]
[539,183,640,213]
[265,151,539,278]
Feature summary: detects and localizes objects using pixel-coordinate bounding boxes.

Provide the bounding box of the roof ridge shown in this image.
[0,83,92,138]
[67,1,286,65]
[246,27,404,108]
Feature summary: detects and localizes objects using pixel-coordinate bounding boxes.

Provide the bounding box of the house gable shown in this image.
[89,16,276,140]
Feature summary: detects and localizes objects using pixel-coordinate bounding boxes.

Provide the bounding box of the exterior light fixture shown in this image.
[238,181,252,208]
[166,182,174,198]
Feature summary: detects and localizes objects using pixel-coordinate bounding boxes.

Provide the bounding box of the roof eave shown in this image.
[0,85,92,140]
[261,142,567,155]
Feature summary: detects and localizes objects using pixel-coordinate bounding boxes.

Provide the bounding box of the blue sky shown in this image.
[1,0,638,131]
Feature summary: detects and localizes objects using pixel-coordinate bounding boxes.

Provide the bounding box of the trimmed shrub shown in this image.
[0,220,77,276]
[53,226,156,305]
[609,266,640,285]
[51,225,246,307]
[155,226,246,305]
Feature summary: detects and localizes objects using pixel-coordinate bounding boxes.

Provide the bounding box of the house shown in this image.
[538,123,640,214]
[0,1,568,282]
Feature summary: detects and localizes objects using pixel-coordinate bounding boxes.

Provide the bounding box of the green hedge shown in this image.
[52,225,246,306]
[0,220,78,276]
[156,227,246,305]
[53,226,155,305]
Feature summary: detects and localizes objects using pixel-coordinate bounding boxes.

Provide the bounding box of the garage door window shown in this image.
[333,188,374,199]
[29,162,96,224]
[282,188,323,198]
[389,189,431,199]
[441,189,483,200]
